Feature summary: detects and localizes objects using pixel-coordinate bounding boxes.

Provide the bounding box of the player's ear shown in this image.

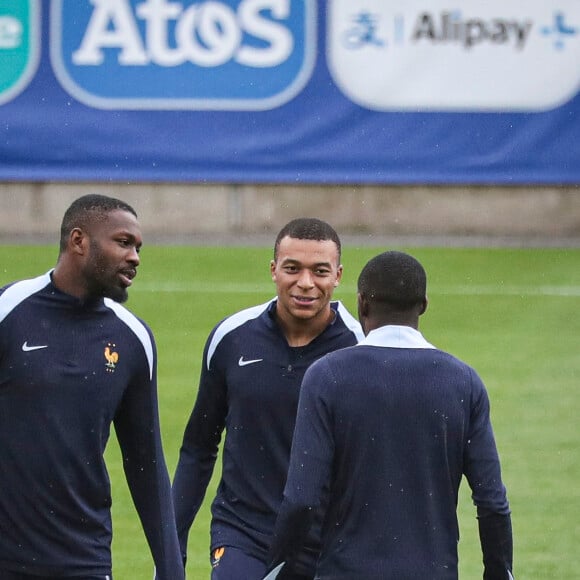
[357,292,369,318]
[270,259,277,281]
[69,227,88,256]
[419,296,428,316]
[334,264,343,286]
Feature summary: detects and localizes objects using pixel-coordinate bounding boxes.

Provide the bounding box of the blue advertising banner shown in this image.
[0,0,579,184]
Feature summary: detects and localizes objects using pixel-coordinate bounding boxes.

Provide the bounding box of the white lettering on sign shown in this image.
[73,0,293,68]
[0,16,23,49]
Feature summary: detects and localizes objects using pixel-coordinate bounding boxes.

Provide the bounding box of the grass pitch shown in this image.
[1,244,579,579]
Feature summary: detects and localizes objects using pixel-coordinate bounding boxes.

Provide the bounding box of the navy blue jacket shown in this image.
[0,272,183,579]
[172,299,363,575]
[269,325,513,580]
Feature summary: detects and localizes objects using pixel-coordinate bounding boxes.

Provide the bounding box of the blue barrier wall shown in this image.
[1,1,579,185]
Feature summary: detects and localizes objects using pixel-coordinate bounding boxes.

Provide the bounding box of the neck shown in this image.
[276,306,335,347]
[52,260,88,300]
[364,316,418,335]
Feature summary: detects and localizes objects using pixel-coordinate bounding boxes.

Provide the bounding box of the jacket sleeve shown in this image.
[478,508,514,580]
[171,331,228,562]
[267,358,334,574]
[464,368,513,580]
[114,331,184,580]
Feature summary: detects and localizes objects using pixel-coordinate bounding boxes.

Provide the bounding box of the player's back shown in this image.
[316,345,488,579]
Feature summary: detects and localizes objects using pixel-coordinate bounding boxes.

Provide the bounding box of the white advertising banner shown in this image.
[328,1,580,111]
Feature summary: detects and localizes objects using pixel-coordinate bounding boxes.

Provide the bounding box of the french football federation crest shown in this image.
[211,546,225,568]
[104,343,119,372]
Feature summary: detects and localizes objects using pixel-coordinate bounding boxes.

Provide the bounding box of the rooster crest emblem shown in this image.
[104,343,119,372]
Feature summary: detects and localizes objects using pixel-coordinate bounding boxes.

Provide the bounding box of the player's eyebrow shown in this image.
[281,258,333,268]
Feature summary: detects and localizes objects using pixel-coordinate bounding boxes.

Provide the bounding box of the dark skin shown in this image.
[270,236,342,347]
[52,209,142,303]
[357,292,428,336]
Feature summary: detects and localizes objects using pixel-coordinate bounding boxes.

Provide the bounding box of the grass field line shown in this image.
[135,282,580,297]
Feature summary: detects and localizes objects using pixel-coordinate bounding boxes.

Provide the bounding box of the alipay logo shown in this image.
[0,0,40,105]
[328,0,580,112]
[341,12,386,49]
[51,0,316,110]
[541,12,578,50]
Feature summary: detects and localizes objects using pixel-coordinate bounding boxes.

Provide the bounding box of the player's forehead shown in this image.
[277,236,339,266]
[103,209,139,230]
[91,209,142,242]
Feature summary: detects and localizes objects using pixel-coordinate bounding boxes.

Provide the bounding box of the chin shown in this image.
[291,309,317,320]
[105,287,129,303]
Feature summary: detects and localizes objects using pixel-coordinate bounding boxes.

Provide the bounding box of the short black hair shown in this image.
[358,251,426,310]
[59,194,137,252]
[273,218,341,262]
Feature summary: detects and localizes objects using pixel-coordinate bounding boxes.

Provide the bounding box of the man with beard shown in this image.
[0,194,184,580]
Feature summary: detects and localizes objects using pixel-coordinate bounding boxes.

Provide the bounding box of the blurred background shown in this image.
[1,1,579,245]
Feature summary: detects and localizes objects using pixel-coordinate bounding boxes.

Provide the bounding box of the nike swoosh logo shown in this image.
[22,341,48,352]
[238,356,263,367]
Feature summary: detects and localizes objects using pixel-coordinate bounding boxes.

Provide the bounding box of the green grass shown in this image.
[1,244,579,579]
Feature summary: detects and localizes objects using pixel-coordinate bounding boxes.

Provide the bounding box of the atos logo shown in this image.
[51,0,316,110]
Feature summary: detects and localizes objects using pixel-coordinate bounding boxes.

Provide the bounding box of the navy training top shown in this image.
[270,325,512,579]
[172,299,363,575]
[0,272,183,579]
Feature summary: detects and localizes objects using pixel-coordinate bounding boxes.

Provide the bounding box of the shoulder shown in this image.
[433,348,484,382]
[415,348,489,400]
[103,298,155,380]
[300,348,360,404]
[103,298,153,337]
[0,272,52,325]
[205,298,275,370]
[332,300,365,342]
[305,343,359,383]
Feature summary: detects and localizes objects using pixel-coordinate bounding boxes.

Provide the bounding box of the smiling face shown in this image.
[270,235,343,331]
[80,209,142,303]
